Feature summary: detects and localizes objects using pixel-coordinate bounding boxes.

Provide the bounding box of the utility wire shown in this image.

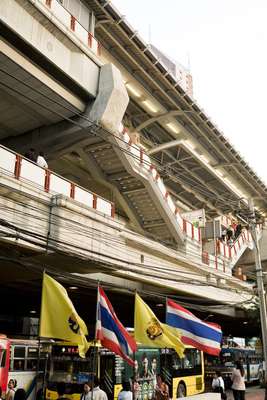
[0,212,254,300]
[0,69,252,210]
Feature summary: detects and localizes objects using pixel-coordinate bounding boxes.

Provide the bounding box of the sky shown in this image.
[111,0,267,184]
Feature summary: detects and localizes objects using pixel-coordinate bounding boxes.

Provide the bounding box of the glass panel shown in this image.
[27,347,38,358]
[26,359,38,371]
[14,347,26,358]
[13,359,25,371]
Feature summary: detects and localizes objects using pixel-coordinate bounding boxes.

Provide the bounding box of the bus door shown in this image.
[0,338,10,395]
[100,353,116,400]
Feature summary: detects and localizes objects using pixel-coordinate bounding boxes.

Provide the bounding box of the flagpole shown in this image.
[35,270,45,400]
[164,296,167,378]
[92,282,100,400]
[133,351,136,400]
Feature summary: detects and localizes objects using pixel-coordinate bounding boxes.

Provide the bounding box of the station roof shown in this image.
[86,0,267,217]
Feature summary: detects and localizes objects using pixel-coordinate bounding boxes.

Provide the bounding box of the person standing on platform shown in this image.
[24,148,36,162]
[37,151,48,168]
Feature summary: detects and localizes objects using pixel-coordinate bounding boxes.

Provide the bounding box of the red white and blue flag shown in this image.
[96,286,137,365]
[166,299,222,356]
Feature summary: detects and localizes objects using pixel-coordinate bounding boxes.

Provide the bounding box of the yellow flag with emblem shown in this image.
[134,293,184,357]
[40,273,89,358]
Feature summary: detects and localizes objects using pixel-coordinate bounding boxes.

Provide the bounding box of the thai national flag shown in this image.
[166,299,222,356]
[96,286,137,365]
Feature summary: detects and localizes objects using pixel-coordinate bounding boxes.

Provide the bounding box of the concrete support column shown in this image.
[89,63,129,133]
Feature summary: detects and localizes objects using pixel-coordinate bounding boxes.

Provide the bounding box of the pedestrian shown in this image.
[0,387,3,400]
[57,382,69,400]
[212,371,227,399]
[231,360,245,400]
[24,148,36,162]
[155,375,169,400]
[88,378,108,400]
[6,379,17,400]
[80,382,91,400]
[14,389,26,400]
[118,381,132,400]
[235,224,242,239]
[37,151,48,168]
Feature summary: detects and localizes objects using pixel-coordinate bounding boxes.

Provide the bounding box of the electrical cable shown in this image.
[0,72,261,306]
[0,181,257,281]
[0,212,255,301]
[0,69,252,210]
[0,254,255,310]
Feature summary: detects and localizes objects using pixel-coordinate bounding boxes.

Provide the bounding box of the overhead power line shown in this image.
[0,67,253,211]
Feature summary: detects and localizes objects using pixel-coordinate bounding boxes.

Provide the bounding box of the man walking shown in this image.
[88,378,108,400]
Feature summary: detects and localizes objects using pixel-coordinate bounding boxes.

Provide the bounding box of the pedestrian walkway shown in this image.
[226,386,265,399]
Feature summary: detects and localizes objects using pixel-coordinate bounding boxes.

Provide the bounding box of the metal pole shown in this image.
[248,199,267,398]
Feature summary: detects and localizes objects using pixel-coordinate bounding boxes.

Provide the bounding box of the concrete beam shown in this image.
[3,63,129,158]
[76,148,145,233]
[89,63,129,133]
[147,139,184,155]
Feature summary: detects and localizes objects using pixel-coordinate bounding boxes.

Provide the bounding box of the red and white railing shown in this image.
[202,251,227,273]
[219,214,232,228]
[0,145,114,218]
[118,125,260,275]
[39,0,101,57]
[217,230,253,260]
[119,125,201,244]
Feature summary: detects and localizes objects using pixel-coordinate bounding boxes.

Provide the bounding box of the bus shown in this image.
[0,335,49,400]
[205,346,263,389]
[45,343,204,400]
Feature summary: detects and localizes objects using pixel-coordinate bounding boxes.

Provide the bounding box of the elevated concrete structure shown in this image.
[0,0,265,335]
[0,145,255,310]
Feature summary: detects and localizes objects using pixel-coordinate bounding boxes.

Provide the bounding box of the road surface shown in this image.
[226,385,265,399]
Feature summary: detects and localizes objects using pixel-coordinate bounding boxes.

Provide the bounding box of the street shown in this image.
[225,385,265,399]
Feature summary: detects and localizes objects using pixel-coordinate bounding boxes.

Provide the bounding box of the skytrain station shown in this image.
[0,1,266,399]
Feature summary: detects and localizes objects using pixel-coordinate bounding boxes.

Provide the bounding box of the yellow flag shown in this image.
[40,273,89,358]
[134,293,184,358]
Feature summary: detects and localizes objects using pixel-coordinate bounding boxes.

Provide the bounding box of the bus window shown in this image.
[14,347,26,358]
[26,347,38,371]
[26,359,37,371]
[27,347,38,358]
[183,349,194,369]
[182,349,202,376]
[171,353,182,370]
[13,360,24,371]
[12,346,26,371]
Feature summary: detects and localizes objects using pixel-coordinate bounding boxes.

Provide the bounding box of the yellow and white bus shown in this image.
[45,343,204,399]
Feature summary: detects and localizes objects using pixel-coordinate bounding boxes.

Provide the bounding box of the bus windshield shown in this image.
[48,345,96,385]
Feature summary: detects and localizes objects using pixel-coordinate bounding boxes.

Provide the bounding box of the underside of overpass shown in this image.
[0,242,259,338]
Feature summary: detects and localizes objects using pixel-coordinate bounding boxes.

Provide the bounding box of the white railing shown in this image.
[0,145,114,218]
[120,126,201,244]
[38,0,101,57]
[219,214,232,228]
[118,125,260,274]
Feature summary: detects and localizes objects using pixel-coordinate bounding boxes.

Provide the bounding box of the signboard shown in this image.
[201,221,221,240]
[181,209,206,227]
[123,348,160,400]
